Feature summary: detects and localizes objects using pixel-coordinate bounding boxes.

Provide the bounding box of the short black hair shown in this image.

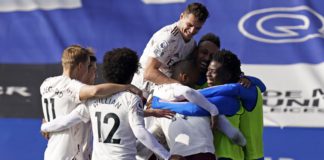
[171,59,198,79]
[90,55,97,62]
[212,49,241,83]
[198,33,221,48]
[88,56,97,70]
[102,48,139,84]
[184,2,209,22]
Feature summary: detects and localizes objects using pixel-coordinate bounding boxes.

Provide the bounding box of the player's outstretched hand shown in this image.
[144,109,175,119]
[169,154,186,160]
[41,131,50,140]
[40,119,50,140]
[238,76,251,88]
[127,84,143,97]
[210,115,218,133]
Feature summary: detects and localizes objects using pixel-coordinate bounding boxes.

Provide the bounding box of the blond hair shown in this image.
[61,45,93,69]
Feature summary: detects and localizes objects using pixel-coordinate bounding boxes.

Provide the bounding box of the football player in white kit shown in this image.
[74,55,97,160]
[40,45,142,160]
[141,60,246,160]
[149,60,216,160]
[42,48,184,160]
[131,2,209,98]
[132,4,210,159]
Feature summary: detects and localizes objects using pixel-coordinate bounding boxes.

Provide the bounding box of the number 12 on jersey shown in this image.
[95,112,121,144]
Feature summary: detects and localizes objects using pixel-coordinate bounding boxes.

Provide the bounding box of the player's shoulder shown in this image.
[42,75,61,82]
[43,75,73,83]
[160,22,180,36]
[115,91,143,110]
[40,75,83,92]
[154,22,181,40]
[117,91,142,102]
[40,75,63,88]
[155,83,179,90]
[169,82,183,88]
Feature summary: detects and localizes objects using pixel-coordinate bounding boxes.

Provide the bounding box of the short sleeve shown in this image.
[147,32,178,64]
[69,79,86,103]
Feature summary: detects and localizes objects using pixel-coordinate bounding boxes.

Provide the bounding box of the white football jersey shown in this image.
[153,83,185,101]
[152,84,215,156]
[77,91,146,160]
[74,121,93,160]
[131,22,196,96]
[155,115,215,156]
[40,75,85,160]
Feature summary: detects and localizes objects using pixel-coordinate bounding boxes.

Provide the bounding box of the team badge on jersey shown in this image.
[135,102,144,117]
[154,40,169,57]
[159,41,168,49]
[154,48,164,57]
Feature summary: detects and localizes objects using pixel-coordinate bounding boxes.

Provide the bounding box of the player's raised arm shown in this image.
[144,57,179,85]
[79,83,142,101]
[174,84,219,116]
[174,84,219,130]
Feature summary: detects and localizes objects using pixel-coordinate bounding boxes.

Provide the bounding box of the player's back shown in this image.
[153,83,184,101]
[74,121,93,160]
[87,91,142,160]
[156,115,214,156]
[40,75,85,160]
[152,83,215,155]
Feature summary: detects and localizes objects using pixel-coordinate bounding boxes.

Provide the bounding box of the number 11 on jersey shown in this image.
[43,98,56,122]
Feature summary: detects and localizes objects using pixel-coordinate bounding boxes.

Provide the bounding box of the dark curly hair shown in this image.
[198,33,221,48]
[212,49,241,83]
[183,2,209,22]
[185,33,220,62]
[102,48,139,84]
